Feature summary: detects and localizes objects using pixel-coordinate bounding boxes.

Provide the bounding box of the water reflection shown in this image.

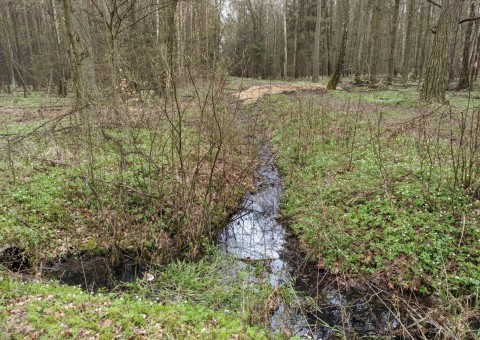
[219,147,402,338]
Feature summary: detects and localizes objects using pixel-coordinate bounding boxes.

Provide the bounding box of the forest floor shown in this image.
[250,82,480,337]
[1,80,480,338]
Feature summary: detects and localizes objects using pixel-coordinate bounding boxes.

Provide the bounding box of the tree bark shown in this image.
[413,2,428,80]
[421,0,459,101]
[51,0,67,97]
[292,0,300,79]
[368,0,381,84]
[283,0,288,79]
[354,0,365,84]
[75,0,98,99]
[401,0,415,83]
[312,0,322,82]
[327,0,348,90]
[387,0,401,84]
[2,4,18,97]
[457,2,475,90]
[63,0,85,107]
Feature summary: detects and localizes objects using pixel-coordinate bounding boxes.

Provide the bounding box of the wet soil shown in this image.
[42,253,146,291]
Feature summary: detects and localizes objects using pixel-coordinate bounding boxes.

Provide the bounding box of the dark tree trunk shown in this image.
[421,0,458,101]
[457,2,476,90]
[327,0,348,90]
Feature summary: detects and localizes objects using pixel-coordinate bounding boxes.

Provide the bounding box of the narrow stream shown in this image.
[219,146,402,339]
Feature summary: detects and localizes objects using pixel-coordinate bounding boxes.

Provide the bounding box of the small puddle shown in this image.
[219,145,404,338]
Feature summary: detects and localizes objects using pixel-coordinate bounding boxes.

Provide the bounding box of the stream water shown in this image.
[219,147,403,339]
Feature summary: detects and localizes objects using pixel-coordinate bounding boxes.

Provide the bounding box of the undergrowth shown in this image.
[261,92,480,336]
[0,77,254,264]
[265,93,480,293]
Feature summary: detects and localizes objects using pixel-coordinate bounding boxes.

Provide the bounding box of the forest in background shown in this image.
[1,0,480,101]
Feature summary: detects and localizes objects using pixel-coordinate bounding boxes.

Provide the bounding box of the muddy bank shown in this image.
[42,253,146,291]
[0,246,146,292]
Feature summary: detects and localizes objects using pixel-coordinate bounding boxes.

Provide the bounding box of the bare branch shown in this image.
[459,16,480,24]
[426,0,442,9]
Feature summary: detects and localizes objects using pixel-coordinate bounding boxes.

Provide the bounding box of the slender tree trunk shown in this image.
[51,0,67,97]
[401,0,415,84]
[413,2,427,80]
[368,0,381,84]
[3,4,21,97]
[10,6,29,98]
[327,0,349,90]
[4,33,17,97]
[283,0,287,79]
[272,1,279,78]
[326,0,333,75]
[75,0,98,99]
[63,0,84,106]
[22,1,37,91]
[387,0,400,84]
[292,0,300,79]
[312,0,322,82]
[354,0,365,84]
[418,3,433,84]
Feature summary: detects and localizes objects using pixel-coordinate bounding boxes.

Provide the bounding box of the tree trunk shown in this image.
[292,0,300,79]
[62,0,84,107]
[457,2,475,90]
[2,5,18,97]
[387,0,401,84]
[413,2,428,81]
[421,0,458,101]
[75,0,98,99]
[368,0,381,84]
[327,0,348,90]
[312,0,322,82]
[272,0,279,78]
[51,0,67,97]
[325,0,332,76]
[22,0,37,91]
[10,5,30,98]
[283,0,288,79]
[401,0,414,84]
[417,3,434,84]
[354,0,365,84]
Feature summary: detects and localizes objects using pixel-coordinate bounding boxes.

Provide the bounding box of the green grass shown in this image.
[263,93,480,294]
[0,91,252,263]
[0,92,72,108]
[329,86,480,111]
[0,255,271,339]
[330,87,419,107]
